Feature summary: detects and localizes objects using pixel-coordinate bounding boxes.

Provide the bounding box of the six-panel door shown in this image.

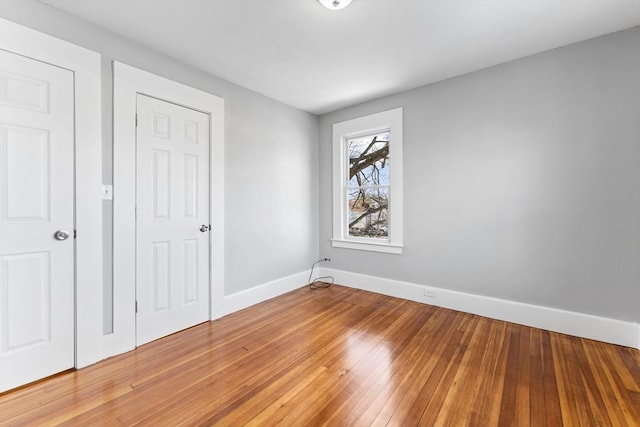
[135,94,210,346]
[0,50,75,392]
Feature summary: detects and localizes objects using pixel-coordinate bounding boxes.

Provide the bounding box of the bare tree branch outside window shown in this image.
[347,131,389,238]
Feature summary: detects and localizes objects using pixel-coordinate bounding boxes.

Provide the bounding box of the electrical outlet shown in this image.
[423,288,437,298]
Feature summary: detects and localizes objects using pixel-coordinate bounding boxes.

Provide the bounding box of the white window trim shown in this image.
[332,108,403,254]
[112,62,225,357]
[0,18,103,368]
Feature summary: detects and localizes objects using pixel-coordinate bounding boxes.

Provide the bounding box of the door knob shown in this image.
[200,225,211,232]
[54,230,70,241]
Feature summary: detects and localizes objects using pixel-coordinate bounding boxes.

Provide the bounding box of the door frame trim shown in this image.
[112,62,225,355]
[0,18,103,368]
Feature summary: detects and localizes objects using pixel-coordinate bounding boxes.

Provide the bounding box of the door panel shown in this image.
[136,94,210,346]
[2,252,50,350]
[0,50,75,392]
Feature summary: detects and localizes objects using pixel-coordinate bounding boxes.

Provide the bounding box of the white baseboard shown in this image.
[322,267,640,350]
[217,270,310,318]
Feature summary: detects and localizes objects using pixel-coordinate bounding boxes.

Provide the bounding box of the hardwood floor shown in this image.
[1,285,639,426]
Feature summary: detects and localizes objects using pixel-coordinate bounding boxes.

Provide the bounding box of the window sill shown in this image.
[331,239,403,254]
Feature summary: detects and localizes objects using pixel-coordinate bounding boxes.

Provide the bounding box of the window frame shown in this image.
[331,108,403,254]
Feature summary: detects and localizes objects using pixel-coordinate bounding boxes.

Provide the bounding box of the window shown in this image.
[332,108,403,254]
[346,131,390,239]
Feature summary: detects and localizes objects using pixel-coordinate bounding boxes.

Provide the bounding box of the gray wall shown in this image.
[319,27,640,323]
[0,1,319,331]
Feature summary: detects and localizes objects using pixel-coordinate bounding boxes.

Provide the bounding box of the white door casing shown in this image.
[0,18,103,371]
[136,94,210,345]
[113,62,224,354]
[0,50,75,392]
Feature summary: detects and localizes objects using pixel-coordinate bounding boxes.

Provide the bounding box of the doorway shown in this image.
[0,18,103,392]
[112,62,225,353]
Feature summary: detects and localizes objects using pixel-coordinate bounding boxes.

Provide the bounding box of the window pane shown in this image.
[348,132,389,187]
[347,186,389,239]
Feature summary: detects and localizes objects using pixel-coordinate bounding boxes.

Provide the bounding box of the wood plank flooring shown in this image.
[1,285,639,426]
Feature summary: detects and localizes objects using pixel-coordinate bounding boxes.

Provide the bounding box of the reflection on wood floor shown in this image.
[1,285,639,426]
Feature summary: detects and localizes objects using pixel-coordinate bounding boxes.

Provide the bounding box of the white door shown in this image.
[0,50,75,392]
[136,94,210,345]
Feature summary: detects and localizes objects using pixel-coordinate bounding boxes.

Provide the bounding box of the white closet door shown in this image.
[0,50,75,392]
[136,94,210,346]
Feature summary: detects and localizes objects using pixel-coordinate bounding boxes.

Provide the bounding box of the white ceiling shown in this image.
[42,0,640,115]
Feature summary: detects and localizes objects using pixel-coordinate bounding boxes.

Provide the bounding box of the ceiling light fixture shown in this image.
[319,0,352,11]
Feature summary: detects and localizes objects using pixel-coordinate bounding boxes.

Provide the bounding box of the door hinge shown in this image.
[73,229,77,239]
[135,301,138,313]
[135,114,138,127]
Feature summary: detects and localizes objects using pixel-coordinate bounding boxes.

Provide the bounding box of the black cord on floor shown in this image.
[308,258,334,290]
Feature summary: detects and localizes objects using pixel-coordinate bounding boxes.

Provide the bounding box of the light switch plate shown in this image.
[101,184,113,200]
